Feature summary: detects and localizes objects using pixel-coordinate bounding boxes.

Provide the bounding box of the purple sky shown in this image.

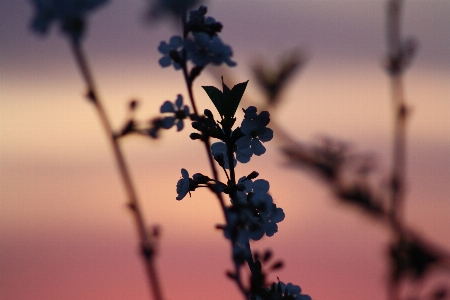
[1,1,449,300]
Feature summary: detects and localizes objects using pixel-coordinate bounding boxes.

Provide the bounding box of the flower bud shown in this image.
[193,173,210,184]
[246,171,259,180]
[190,133,202,140]
[204,109,214,119]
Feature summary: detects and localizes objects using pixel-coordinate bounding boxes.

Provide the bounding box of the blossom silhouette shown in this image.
[158,36,184,70]
[236,106,273,161]
[211,142,236,169]
[247,179,284,239]
[281,281,312,300]
[186,5,223,37]
[184,32,236,67]
[225,178,284,242]
[29,0,109,43]
[176,168,190,200]
[235,176,253,204]
[160,94,190,131]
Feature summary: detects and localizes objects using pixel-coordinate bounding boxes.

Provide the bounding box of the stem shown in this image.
[182,64,200,116]
[386,1,409,299]
[386,0,409,233]
[389,75,407,227]
[227,143,237,186]
[70,41,163,300]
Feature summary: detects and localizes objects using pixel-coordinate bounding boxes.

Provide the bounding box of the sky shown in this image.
[1,0,449,300]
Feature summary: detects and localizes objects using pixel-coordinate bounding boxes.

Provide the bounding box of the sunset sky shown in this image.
[1,1,449,299]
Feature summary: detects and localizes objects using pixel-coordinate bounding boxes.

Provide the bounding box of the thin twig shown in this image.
[70,41,163,300]
[386,1,409,299]
[387,0,408,230]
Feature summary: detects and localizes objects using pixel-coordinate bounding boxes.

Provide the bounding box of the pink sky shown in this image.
[1,1,449,299]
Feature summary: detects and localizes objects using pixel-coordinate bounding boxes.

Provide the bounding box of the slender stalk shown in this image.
[386,1,409,299]
[389,75,407,228]
[387,0,408,227]
[182,63,199,116]
[70,41,163,300]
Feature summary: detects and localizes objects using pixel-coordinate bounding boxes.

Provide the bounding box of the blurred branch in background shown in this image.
[251,49,307,112]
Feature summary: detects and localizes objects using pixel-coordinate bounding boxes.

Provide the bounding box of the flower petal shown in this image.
[244,106,257,119]
[264,222,278,237]
[236,147,252,163]
[176,120,184,131]
[176,168,190,200]
[160,100,175,113]
[270,207,285,223]
[258,127,273,142]
[248,226,265,241]
[169,35,183,47]
[240,118,254,135]
[158,41,171,54]
[253,179,270,194]
[211,142,227,156]
[161,116,175,129]
[181,168,189,178]
[175,94,183,108]
[251,138,266,156]
[158,56,172,67]
[255,111,270,127]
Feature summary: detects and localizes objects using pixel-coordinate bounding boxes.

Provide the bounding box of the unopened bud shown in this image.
[190,133,202,140]
[204,109,214,119]
[246,171,259,180]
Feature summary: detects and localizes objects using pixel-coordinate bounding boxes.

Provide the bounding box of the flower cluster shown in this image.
[226,178,285,241]
[256,281,312,300]
[207,106,273,168]
[184,32,236,68]
[29,0,109,43]
[158,5,235,71]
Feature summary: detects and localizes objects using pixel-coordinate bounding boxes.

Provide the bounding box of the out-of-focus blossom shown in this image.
[160,94,190,131]
[146,0,200,21]
[184,32,236,67]
[158,36,184,70]
[29,0,109,43]
[252,49,306,107]
[186,5,222,37]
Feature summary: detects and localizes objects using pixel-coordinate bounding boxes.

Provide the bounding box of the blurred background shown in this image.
[1,0,449,299]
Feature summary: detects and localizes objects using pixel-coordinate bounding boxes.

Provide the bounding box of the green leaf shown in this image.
[202,85,224,117]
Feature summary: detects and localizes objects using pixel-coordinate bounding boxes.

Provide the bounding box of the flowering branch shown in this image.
[143,5,310,299]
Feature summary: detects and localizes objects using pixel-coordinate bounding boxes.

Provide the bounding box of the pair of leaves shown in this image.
[202,77,248,120]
